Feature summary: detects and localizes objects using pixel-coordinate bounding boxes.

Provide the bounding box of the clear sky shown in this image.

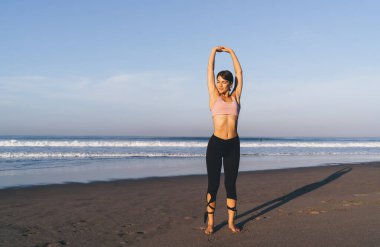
[1,0,379,137]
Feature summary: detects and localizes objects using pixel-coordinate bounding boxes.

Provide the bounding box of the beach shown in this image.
[2,1,380,246]
[1,162,379,247]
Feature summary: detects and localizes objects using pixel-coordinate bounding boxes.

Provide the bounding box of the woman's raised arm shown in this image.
[222,47,243,101]
[207,46,222,98]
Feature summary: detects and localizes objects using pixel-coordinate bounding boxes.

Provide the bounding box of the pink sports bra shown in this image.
[211,95,240,117]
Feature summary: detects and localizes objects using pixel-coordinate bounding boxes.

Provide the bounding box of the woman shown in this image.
[204,46,243,235]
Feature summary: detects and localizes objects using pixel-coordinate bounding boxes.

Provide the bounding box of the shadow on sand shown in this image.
[213,166,352,233]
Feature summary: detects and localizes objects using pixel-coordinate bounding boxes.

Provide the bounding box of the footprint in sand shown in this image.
[340,199,364,207]
[117,230,126,237]
[277,209,291,216]
[21,225,41,236]
[184,216,197,220]
[298,208,327,215]
[353,193,368,197]
[310,210,320,215]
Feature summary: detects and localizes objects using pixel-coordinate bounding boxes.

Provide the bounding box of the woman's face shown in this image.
[216,76,232,94]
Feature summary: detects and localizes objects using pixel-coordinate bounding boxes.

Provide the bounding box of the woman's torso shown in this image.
[210,95,240,140]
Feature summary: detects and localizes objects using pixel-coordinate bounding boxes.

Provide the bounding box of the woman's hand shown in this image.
[213,46,233,53]
[213,46,224,52]
[221,46,233,53]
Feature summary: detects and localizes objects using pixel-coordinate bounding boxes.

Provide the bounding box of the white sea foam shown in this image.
[242,142,380,148]
[0,140,206,147]
[0,152,205,159]
[1,140,380,148]
[1,151,379,159]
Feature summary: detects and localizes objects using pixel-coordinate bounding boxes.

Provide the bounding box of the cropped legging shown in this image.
[206,134,240,204]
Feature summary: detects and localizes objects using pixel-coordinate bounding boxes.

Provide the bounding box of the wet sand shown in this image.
[1,162,379,247]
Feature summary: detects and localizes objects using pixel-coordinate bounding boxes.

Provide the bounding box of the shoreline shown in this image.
[1,161,379,246]
[2,159,380,191]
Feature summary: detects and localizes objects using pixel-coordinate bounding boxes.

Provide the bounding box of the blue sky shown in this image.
[1,0,379,137]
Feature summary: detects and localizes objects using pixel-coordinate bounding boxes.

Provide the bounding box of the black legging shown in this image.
[206,134,240,204]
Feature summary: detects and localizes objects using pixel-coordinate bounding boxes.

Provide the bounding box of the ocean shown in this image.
[1,135,380,188]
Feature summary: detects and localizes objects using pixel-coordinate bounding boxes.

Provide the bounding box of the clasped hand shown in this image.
[214,46,232,53]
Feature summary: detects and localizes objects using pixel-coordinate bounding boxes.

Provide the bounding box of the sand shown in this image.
[1,162,379,247]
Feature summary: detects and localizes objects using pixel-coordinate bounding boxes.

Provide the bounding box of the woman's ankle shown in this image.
[228,221,236,226]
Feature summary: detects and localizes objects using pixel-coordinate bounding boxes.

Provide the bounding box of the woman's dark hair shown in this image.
[216,70,234,84]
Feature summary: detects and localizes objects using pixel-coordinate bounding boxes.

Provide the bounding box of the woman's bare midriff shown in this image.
[212,115,239,140]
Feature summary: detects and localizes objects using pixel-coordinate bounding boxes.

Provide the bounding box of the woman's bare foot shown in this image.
[228,224,241,233]
[204,224,214,235]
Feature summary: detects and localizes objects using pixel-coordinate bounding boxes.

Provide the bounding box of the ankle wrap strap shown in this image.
[227,205,237,218]
[204,194,216,224]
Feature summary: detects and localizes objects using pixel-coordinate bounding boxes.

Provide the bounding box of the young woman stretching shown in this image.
[204,46,243,235]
